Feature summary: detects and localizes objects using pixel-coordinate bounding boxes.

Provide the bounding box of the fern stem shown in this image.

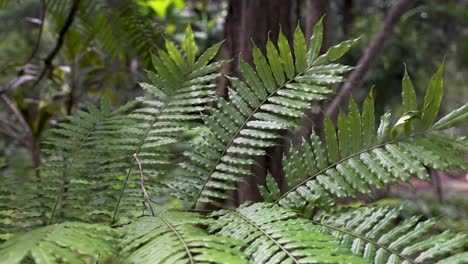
[160,216,195,264]
[230,210,300,264]
[30,0,81,91]
[111,101,169,223]
[310,220,415,263]
[274,132,426,203]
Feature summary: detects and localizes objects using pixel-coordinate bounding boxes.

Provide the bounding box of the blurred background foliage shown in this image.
[0,0,466,230]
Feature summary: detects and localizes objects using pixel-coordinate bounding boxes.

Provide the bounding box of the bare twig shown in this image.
[133,153,155,216]
[0,128,21,142]
[25,0,46,63]
[325,0,414,120]
[1,94,32,143]
[30,0,81,91]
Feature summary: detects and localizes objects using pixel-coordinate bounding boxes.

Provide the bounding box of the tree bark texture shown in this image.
[220,0,294,206]
[342,0,353,37]
[325,0,414,121]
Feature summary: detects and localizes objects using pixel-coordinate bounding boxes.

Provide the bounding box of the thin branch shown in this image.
[0,128,21,142]
[133,153,155,216]
[1,94,32,143]
[0,118,29,148]
[325,0,414,120]
[25,0,46,63]
[30,0,81,91]
[0,115,17,130]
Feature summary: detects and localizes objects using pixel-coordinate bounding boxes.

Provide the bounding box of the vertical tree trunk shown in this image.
[220,0,294,205]
[220,0,294,96]
[342,0,353,37]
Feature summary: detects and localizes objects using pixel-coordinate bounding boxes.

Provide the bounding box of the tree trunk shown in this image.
[220,0,294,206]
[342,0,353,37]
[326,0,414,121]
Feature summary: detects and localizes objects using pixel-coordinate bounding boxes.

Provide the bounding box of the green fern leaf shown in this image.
[312,206,468,264]
[166,25,355,208]
[293,24,307,73]
[109,29,224,222]
[0,222,115,264]
[210,202,368,264]
[307,16,323,64]
[41,98,137,224]
[433,103,468,130]
[420,62,444,130]
[258,173,281,202]
[402,64,418,114]
[119,212,247,263]
[266,67,467,211]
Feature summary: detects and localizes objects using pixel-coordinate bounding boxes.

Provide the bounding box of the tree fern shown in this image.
[260,64,468,211]
[209,202,367,263]
[312,205,468,263]
[0,222,115,264]
[119,212,248,263]
[167,21,359,208]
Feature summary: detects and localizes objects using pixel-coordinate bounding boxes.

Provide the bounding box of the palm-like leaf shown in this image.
[167,21,359,208]
[0,222,115,264]
[209,202,367,263]
[262,64,467,211]
[312,205,468,263]
[118,212,248,264]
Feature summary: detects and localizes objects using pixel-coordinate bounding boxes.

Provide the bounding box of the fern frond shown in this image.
[47,0,164,61]
[267,65,468,211]
[209,202,367,263]
[0,222,115,264]
[42,97,136,224]
[118,212,248,263]
[108,27,224,222]
[312,205,468,263]
[168,22,358,208]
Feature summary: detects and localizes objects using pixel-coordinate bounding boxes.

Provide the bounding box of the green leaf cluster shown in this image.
[1,22,467,264]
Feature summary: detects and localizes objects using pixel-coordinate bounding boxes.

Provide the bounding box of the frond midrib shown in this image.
[192,66,323,208]
[310,220,415,263]
[230,210,300,263]
[274,131,429,203]
[160,216,195,264]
